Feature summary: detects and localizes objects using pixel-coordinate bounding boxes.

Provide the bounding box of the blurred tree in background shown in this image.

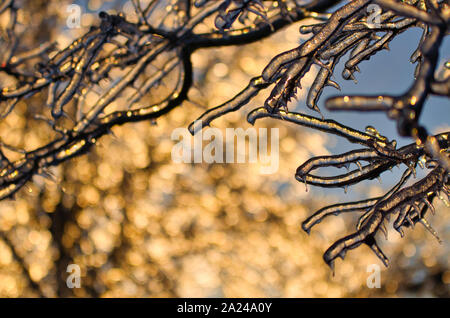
[0,0,448,297]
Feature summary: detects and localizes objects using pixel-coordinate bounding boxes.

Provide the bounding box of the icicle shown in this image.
[368,240,389,267]
[438,193,449,207]
[422,198,435,215]
[419,218,442,243]
[355,161,363,171]
[379,222,388,240]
